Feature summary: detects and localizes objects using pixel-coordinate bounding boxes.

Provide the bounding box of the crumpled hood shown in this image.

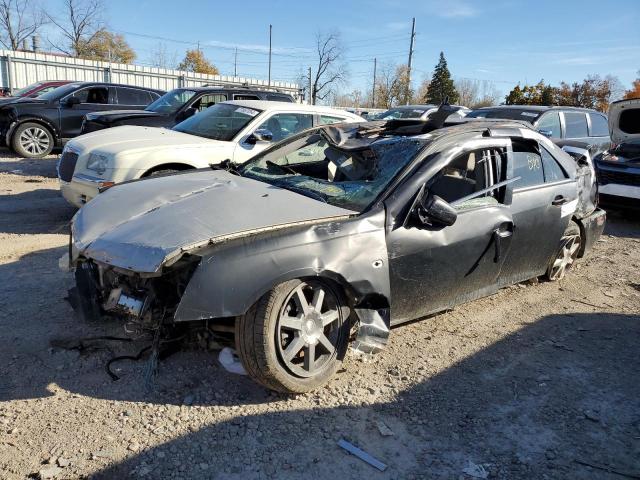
[609,98,640,144]
[69,125,220,156]
[72,169,356,273]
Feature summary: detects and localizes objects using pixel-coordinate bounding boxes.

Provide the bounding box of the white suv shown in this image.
[58,101,363,207]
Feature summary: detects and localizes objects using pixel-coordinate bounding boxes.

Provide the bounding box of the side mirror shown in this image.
[176,107,197,122]
[247,128,273,144]
[416,194,457,227]
[64,96,81,107]
[538,128,553,138]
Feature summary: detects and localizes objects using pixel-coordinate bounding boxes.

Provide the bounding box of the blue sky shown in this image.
[47,0,640,98]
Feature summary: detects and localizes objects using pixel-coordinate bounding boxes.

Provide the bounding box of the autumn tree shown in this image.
[624,72,640,99]
[47,0,104,56]
[374,63,410,108]
[310,31,345,105]
[0,0,45,50]
[76,28,135,63]
[413,77,430,104]
[177,49,219,75]
[426,52,459,104]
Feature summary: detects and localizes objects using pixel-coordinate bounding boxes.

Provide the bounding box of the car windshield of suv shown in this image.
[240,130,428,211]
[380,107,430,119]
[146,89,197,114]
[172,102,261,141]
[467,108,542,123]
[38,82,84,101]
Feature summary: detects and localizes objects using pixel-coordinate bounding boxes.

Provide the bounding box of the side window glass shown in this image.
[536,112,561,138]
[540,146,567,182]
[256,113,313,142]
[588,113,608,137]
[319,115,347,125]
[117,88,150,105]
[563,112,588,138]
[429,148,503,210]
[512,140,544,188]
[192,94,227,111]
[72,87,109,104]
[234,94,260,100]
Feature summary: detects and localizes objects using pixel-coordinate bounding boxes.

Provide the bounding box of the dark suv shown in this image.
[0,82,163,158]
[466,105,610,152]
[80,86,295,135]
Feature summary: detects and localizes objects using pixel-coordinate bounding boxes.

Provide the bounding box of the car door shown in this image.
[561,111,590,143]
[535,111,562,139]
[114,87,154,109]
[58,85,115,139]
[497,138,577,285]
[232,112,314,163]
[586,111,611,152]
[386,138,515,324]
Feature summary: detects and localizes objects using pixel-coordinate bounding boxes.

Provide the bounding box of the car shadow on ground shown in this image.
[0,154,60,178]
[603,207,640,239]
[0,189,76,234]
[82,311,638,479]
[1,243,638,479]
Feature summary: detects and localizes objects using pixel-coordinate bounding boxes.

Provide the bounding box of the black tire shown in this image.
[235,279,350,393]
[545,220,582,281]
[11,122,54,158]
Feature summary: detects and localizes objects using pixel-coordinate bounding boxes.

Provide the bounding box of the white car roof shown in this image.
[221,100,365,120]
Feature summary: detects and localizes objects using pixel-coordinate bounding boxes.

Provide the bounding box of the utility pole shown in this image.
[372,57,377,108]
[234,47,238,77]
[308,66,312,105]
[268,24,272,86]
[406,17,416,105]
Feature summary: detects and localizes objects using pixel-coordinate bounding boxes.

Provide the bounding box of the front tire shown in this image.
[11,122,54,158]
[546,221,581,281]
[235,279,350,393]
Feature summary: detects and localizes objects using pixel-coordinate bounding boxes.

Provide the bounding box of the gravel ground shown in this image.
[0,151,639,480]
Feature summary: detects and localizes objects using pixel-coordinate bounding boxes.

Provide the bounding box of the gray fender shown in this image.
[173,209,391,324]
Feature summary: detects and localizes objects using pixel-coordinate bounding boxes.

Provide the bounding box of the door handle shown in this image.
[552,195,567,206]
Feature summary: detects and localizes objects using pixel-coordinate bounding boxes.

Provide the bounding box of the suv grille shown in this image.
[58,151,78,182]
[598,169,640,187]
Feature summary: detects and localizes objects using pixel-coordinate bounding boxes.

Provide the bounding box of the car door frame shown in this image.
[382,135,517,324]
[58,85,115,140]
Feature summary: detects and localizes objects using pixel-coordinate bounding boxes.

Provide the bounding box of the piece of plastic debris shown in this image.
[218,347,247,375]
[338,439,387,471]
[462,460,488,479]
[376,421,394,436]
[58,253,70,272]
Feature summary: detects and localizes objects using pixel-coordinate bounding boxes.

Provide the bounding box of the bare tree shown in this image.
[455,78,479,107]
[0,0,46,50]
[47,0,103,56]
[310,31,345,105]
[455,78,500,108]
[150,43,177,69]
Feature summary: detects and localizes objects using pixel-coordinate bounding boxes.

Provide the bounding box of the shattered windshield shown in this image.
[146,89,197,114]
[240,130,428,211]
[173,103,261,141]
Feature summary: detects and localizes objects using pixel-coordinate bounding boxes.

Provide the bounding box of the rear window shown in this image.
[589,113,609,136]
[619,109,640,134]
[117,87,151,105]
[564,112,588,138]
[266,94,293,102]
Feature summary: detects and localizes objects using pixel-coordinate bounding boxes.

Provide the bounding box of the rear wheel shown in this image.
[235,279,350,393]
[546,221,581,281]
[11,122,54,158]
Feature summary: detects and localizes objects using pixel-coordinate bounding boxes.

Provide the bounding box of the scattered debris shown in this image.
[462,460,488,479]
[571,298,603,309]
[218,347,247,375]
[583,410,601,422]
[56,457,70,468]
[574,459,640,479]
[338,439,387,472]
[603,290,617,298]
[376,421,394,437]
[38,465,62,479]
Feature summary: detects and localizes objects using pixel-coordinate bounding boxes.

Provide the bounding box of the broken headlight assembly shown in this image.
[86,152,111,175]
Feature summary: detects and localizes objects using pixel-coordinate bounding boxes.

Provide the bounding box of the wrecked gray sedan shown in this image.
[69,112,606,392]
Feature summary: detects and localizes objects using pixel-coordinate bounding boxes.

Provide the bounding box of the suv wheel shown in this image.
[12,122,54,158]
[546,221,581,281]
[235,279,350,393]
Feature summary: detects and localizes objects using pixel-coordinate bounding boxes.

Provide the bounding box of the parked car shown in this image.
[5,80,71,99]
[58,100,363,207]
[378,104,469,122]
[67,109,605,393]
[466,105,610,153]
[80,86,295,134]
[594,98,640,209]
[0,82,164,158]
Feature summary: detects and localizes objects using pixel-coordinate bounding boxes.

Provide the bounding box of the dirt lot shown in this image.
[0,152,639,480]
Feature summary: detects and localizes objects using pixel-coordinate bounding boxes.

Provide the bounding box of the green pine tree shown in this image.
[426,52,459,104]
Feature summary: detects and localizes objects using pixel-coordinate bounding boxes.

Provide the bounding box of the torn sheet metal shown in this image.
[338,439,388,471]
[71,169,356,273]
[351,308,390,354]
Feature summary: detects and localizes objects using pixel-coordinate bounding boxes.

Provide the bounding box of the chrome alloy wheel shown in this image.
[19,126,50,156]
[548,235,580,280]
[276,281,342,378]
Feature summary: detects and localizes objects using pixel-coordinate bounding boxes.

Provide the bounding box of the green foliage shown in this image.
[426,52,459,104]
